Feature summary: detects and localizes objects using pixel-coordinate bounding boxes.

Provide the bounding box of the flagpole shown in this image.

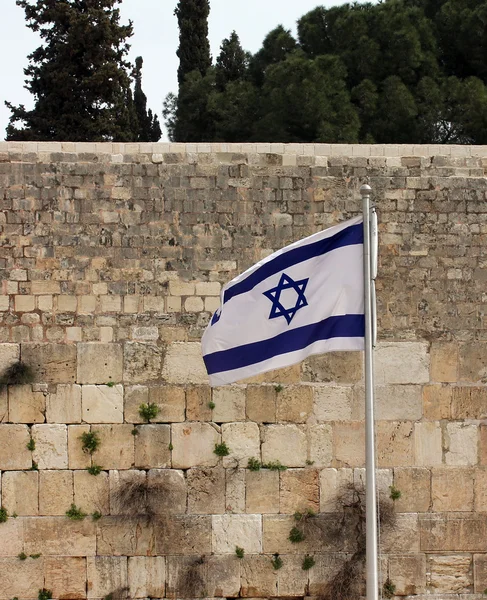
[361,184,379,600]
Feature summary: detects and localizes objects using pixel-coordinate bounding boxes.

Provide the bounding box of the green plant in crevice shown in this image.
[302,555,315,570]
[168,442,174,451]
[235,546,244,558]
[214,442,230,457]
[65,504,87,521]
[288,526,305,543]
[274,384,283,393]
[105,381,115,387]
[30,461,38,471]
[38,590,53,600]
[247,457,261,471]
[131,428,139,436]
[389,486,401,501]
[383,578,396,598]
[30,553,41,559]
[18,552,27,560]
[294,508,316,522]
[138,402,160,422]
[0,361,34,388]
[87,465,103,476]
[0,508,8,523]
[262,460,287,471]
[271,553,283,570]
[208,401,215,410]
[26,437,35,451]
[92,511,102,521]
[80,431,100,454]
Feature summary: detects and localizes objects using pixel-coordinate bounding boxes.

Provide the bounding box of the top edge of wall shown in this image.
[2,141,487,158]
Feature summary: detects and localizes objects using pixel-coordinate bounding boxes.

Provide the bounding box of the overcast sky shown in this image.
[0,0,371,141]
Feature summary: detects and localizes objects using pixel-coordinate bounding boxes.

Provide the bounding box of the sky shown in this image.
[0,0,370,141]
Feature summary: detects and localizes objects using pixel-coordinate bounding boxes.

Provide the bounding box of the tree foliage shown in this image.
[175,0,211,87]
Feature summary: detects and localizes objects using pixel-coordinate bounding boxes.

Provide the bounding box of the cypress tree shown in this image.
[175,0,211,87]
[133,56,162,142]
[215,31,248,90]
[5,0,136,141]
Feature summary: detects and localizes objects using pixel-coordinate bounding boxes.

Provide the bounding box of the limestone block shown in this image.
[414,422,443,466]
[0,518,23,556]
[246,386,276,422]
[432,467,474,511]
[246,470,279,514]
[353,467,392,499]
[430,342,458,382]
[213,386,246,422]
[377,421,414,467]
[206,554,241,597]
[428,554,472,592]
[302,352,363,383]
[243,364,301,385]
[0,557,44,599]
[124,342,162,383]
[44,556,87,600]
[166,555,207,599]
[8,385,46,423]
[222,422,260,468]
[147,469,187,515]
[393,467,431,512]
[155,515,212,555]
[39,470,73,516]
[389,555,426,595]
[319,468,353,512]
[91,424,134,469]
[475,468,487,512]
[277,554,309,596]
[423,385,451,420]
[68,424,91,469]
[109,470,146,516]
[308,423,333,467]
[420,514,487,551]
[334,422,365,467]
[97,516,155,556]
[188,467,225,514]
[32,423,68,469]
[74,470,109,514]
[374,342,429,384]
[459,341,487,382]
[263,514,325,555]
[381,514,420,554]
[24,516,96,556]
[171,422,219,469]
[87,556,128,598]
[474,554,487,592]
[280,468,319,514]
[0,343,19,373]
[226,467,245,513]
[0,424,32,470]
[77,342,123,384]
[445,422,478,466]
[452,386,487,419]
[309,554,350,595]
[148,385,185,422]
[212,514,262,553]
[82,384,124,423]
[0,388,7,423]
[313,385,352,421]
[371,385,422,420]
[46,384,82,423]
[124,385,148,423]
[134,424,171,468]
[261,424,307,467]
[276,385,313,422]
[128,556,166,598]
[186,385,212,421]
[2,470,38,515]
[240,555,279,597]
[22,342,77,383]
[162,342,208,384]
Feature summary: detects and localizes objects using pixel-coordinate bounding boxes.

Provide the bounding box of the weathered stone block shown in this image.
[308,554,350,595]
[420,514,487,551]
[308,423,333,467]
[445,422,477,466]
[0,557,44,599]
[124,342,162,383]
[166,555,206,599]
[87,556,128,598]
[280,468,319,514]
[222,422,260,468]
[246,470,279,514]
[74,469,109,514]
[277,554,309,596]
[147,469,187,515]
[372,385,423,420]
[0,518,23,556]
[134,424,171,468]
[82,384,124,423]
[314,385,352,421]
[46,383,82,423]
[39,470,73,516]
[188,467,225,514]
[474,554,487,592]
[319,468,353,512]
[276,385,313,422]
[206,554,241,597]
[24,516,96,556]
[475,468,487,512]
[91,424,134,469]
[124,385,148,423]
[246,386,276,422]
[452,386,487,419]
[261,424,307,467]
[374,342,429,384]
[213,386,246,422]
[423,384,451,420]
[459,342,487,382]
[389,555,426,595]
[243,364,301,385]
[393,467,431,512]
[0,388,7,423]
[377,421,414,467]
[77,342,123,384]
[155,515,212,555]
[0,343,19,374]
[148,385,185,422]
[213,514,262,553]
[430,342,458,382]
[302,352,363,383]
[109,470,146,516]
[44,556,87,600]
[414,421,443,466]
[241,555,279,597]
[334,422,365,467]
[186,385,212,421]
[162,342,208,384]
[22,343,77,383]
[432,467,474,511]
[226,467,245,513]
[428,554,472,592]
[8,385,46,423]
[32,423,68,469]
[68,424,91,469]
[2,470,38,515]
[97,516,155,556]
[171,422,219,469]
[0,424,32,470]
[381,513,420,554]
[128,556,166,598]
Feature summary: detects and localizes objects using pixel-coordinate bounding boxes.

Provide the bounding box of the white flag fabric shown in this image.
[202,215,365,386]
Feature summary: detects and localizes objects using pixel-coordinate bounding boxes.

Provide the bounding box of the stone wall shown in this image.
[0,141,486,600]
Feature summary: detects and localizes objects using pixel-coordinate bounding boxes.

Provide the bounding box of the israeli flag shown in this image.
[202,216,365,386]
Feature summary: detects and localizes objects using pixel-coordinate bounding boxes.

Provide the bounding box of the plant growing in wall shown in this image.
[87,465,103,476]
[0,361,34,389]
[214,442,230,456]
[0,508,8,523]
[138,402,160,422]
[65,504,87,521]
[80,431,100,454]
[112,476,174,524]
[38,590,52,600]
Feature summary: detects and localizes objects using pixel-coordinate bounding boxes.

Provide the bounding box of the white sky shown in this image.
[0,0,371,141]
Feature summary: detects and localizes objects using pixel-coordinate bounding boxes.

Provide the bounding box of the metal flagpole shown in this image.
[360,184,379,600]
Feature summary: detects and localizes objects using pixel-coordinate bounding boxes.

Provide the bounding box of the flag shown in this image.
[202,215,365,386]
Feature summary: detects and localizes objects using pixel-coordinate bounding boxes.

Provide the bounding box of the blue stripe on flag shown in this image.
[223,222,363,305]
[203,314,365,376]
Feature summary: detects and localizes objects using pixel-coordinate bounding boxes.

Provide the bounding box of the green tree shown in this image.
[249,26,297,86]
[175,0,211,87]
[133,56,161,142]
[208,80,258,141]
[215,31,249,91]
[371,75,418,143]
[5,0,137,141]
[172,69,215,142]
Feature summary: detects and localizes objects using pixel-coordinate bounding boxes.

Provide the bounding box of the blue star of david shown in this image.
[263,273,309,325]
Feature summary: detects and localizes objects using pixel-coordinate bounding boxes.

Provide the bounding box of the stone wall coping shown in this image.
[1,140,487,158]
